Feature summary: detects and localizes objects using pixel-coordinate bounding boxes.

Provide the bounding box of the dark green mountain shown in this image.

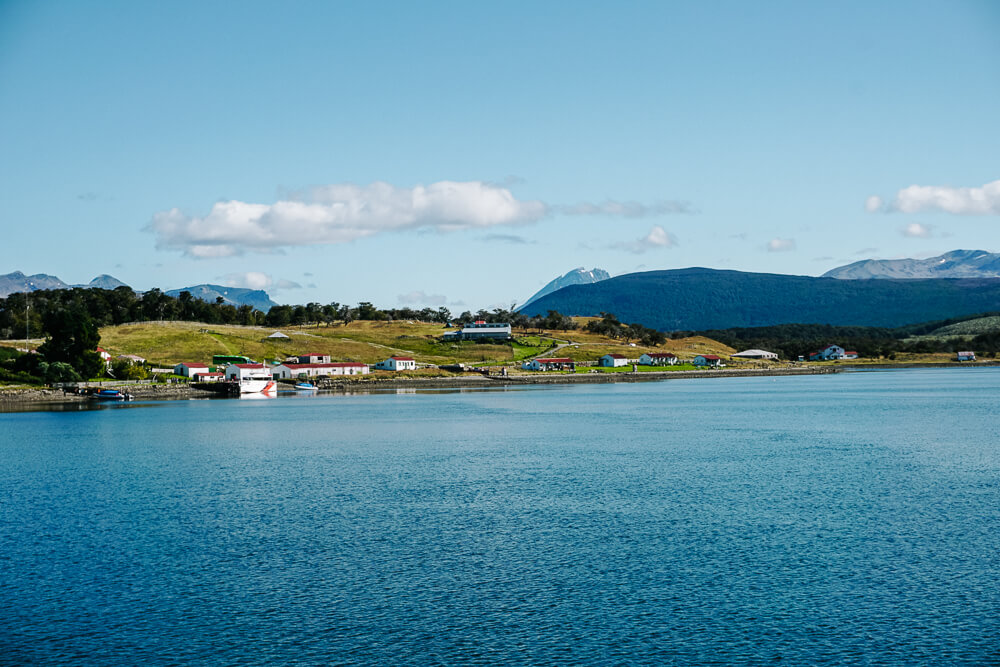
[520,267,1000,330]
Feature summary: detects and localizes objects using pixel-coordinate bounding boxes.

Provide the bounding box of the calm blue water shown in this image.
[2,369,999,665]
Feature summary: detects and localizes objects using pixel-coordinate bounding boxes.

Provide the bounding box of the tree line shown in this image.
[679,320,1000,359]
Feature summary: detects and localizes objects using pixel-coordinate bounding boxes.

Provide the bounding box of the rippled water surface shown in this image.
[2,369,999,664]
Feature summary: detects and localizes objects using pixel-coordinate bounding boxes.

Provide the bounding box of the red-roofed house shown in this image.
[174,362,210,377]
[96,347,112,369]
[272,362,369,379]
[375,356,417,371]
[599,353,629,368]
[692,354,724,368]
[843,350,859,359]
[194,371,225,382]
[522,357,576,371]
[639,352,678,366]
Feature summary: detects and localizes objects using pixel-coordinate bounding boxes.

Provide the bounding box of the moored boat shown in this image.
[294,382,318,391]
[224,363,277,394]
[93,389,133,401]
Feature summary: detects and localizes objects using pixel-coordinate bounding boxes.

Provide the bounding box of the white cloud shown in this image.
[398,290,448,306]
[221,272,301,291]
[614,225,678,254]
[561,200,693,217]
[865,195,883,213]
[149,181,549,258]
[901,222,932,238]
[767,238,796,252]
[868,179,1000,215]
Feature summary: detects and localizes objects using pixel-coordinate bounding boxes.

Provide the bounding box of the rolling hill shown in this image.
[520,267,1000,330]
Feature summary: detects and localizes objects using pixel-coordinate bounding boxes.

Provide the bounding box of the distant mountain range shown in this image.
[164,284,277,311]
[0,271,129,297]
[0,271,277,311]
[521,267,1000,330]
[823,249,1000,279]
[522,267,610,308]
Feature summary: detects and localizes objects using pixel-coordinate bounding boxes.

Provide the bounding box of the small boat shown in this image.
[294,382,318,391]
[93,389,133,401]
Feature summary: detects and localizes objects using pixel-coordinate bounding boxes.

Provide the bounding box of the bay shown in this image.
[1,369,999,665]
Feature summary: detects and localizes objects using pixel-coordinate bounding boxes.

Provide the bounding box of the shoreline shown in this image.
[2,363,996,408]
[3,366,837,406]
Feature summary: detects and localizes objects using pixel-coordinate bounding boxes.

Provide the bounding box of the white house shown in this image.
[843,350,859,359]
[731,349,778,361]
[272,362,369,379]
[117,354,146,365]
[225,363,274,382]
[639,352,678,366]
[375,356,417,371]
[96,347,112,369]
[599,353,629,368]
[692,354,724,368]
[957,351,976,362]
[442,321,513,341]
[174,362,210,377]
[522,357,576,371]
[296,353,331,364]
[809,345,846,361]
[193,371,224,382]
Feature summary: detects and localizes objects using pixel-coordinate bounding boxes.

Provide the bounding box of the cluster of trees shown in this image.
[0,304,104,383]
[0,287,268,338]
[585,312,666,346]
[681,321,1000,360]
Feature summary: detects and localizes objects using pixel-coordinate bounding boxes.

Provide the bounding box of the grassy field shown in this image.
[88,320,738,368]
[96,321,518,365]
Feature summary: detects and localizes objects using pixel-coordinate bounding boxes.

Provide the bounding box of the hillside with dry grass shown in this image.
[92,319,735,368]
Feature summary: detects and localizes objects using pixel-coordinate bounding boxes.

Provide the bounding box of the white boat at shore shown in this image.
[225,363,277,394]
[240,378,277,394]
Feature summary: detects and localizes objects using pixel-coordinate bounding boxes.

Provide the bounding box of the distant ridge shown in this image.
[165,284,277,311]
[521,267,611,309]
[521,267,1000,330]
[0,270,130,297]
[824,249,1000,279]
[0,271,276,311]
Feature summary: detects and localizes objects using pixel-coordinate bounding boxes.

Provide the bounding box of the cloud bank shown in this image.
[868,179,1000,215]
[150,181,548,258]
[148,181,696,257]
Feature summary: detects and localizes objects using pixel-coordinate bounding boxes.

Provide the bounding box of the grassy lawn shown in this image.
[511,336,556,361]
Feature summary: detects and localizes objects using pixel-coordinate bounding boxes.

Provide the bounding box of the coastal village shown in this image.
[3,316,981,402]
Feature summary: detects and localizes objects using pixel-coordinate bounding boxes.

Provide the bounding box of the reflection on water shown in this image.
[0,399,158,414]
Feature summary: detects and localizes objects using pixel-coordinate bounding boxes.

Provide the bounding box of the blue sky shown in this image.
[1,1,998,309]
